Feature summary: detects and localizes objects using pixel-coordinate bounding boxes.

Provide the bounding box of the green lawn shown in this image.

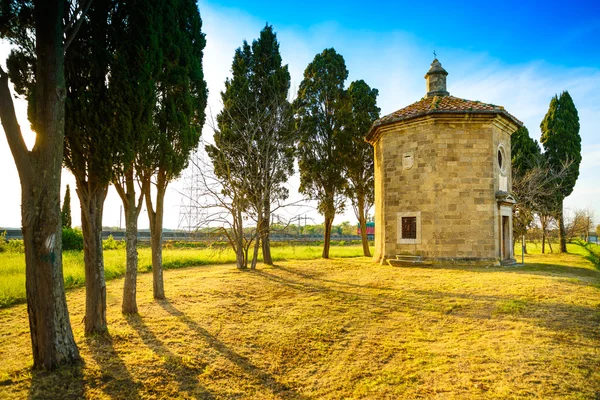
[0,244,368,308]
[514,241,600,271]
[0,247,599,398]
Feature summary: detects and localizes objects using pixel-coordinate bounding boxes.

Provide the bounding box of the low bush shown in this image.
[6,239,24,253]
[103,234,123,250]
[0,233,22,253]
[62,228,84,251]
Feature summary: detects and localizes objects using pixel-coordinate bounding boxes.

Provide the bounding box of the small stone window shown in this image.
[397,211,421,244]
[401,217,417,239]
[497,144,507,175]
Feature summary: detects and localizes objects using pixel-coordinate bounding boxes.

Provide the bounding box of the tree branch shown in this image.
[0,66,31,182]
[64,0,93,52]
[112,176,129,209]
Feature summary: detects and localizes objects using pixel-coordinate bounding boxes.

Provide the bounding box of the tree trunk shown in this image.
[145,173,166,300]
[235,238,245,269]
[244,243,250,269]
[0,0,81,369]
[21,178,81,368]
[77,183,108,334]
[234,203,246,270]
[115,171,145,314]
[557,204,567,253]
[122,200,139,314]
[250,235,260,270]
[541,216,547,254]
[261,202,273,265]
[357,195,371,257]
[150,223,164,298]
[323,215,334,259]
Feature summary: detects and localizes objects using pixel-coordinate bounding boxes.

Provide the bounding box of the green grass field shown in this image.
[0,244,599,399]
[0,244,368,308]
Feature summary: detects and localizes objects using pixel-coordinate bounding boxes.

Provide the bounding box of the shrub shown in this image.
[6,239,24,253]
[0,231,5,253]
[103,234,123,250]
[62,228,84,251]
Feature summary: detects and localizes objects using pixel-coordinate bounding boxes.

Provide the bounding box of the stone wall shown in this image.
[372,113,516,263]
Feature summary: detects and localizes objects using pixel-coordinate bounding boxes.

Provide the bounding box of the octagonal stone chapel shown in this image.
[366,58,522,266]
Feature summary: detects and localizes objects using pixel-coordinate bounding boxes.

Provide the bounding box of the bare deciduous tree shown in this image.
[566,208,596,242]
[512,156,573,254]
[206,85,295,269]
[186,150,255,269]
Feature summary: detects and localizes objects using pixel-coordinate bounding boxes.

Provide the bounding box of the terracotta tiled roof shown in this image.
[366,95,522,142]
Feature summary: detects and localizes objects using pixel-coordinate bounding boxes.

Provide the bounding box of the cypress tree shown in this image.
[295,48,351,259]
[61,185,72,229]
[540,91,581,253]
[144,0,207,296]
[511,126,540,176]
[345,80,380,257]
[206,42,253,270]
[111,0,160,314]
[64,0,119,332]
[207,24,292,269]
[249,25,294,266]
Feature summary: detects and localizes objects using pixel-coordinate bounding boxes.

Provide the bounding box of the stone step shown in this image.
[396,254,423,260]
[389,255,433,267]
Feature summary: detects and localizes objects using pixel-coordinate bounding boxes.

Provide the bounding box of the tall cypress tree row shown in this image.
[540,91,581,253]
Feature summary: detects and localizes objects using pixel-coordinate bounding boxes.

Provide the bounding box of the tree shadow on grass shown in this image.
[385,262,600,279]
[269,264,395,291]
[405,288,600,340]
[483,263,599,279]
[84,333,141,399]
[253,268,331,294]
[269,260,599,295]
[28,361,85,400]
[157,300,309,400]
[124,314,215,399]
[252,267,600,342]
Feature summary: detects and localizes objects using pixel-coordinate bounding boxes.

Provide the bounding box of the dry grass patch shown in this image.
[1,254,600,399]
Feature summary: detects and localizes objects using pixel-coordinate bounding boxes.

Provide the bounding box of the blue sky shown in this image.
[209,0,600,67]
[1,0,599,229]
